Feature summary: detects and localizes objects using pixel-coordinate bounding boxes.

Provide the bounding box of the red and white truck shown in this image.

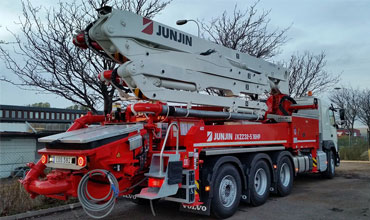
[21,7,342,219]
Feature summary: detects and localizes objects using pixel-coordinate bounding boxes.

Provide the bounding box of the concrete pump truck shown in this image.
[20,7,343,219]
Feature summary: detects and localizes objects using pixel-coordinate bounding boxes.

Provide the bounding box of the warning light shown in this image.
[41,154,47,164]
[308,91,313,96]
[148,178,164,188]
[205,186,211,192]
[77,156,87,167]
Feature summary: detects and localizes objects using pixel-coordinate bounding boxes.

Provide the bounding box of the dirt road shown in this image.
[38,161,370,220]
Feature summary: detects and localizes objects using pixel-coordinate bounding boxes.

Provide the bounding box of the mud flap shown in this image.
[122,194,139,201]
[336,151,340,166]
[240,192,249,203]
[179,200,211,216]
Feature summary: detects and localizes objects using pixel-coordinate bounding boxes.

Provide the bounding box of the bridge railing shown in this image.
[0,105,89,123]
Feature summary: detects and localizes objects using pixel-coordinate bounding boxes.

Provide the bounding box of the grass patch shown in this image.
[0,178,77,217]
[338,136,369,161]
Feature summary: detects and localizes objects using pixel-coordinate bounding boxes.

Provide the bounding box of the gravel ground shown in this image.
[35,161,370,220]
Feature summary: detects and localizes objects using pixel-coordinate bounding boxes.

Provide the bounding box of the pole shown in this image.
[187,19,200,38]
[368,128,370,161]
[348,130,351,148]
[176,19,200,37]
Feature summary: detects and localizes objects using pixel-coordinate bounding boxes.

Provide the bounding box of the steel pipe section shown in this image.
[130,103,261,120]
[162,105,261,121]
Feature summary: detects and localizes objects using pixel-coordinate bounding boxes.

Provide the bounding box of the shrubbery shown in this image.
[338,136,369,161]
[0,179,77,216]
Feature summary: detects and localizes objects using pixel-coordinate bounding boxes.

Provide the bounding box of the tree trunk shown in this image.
[104,97,113,115]
[101,83,113,115]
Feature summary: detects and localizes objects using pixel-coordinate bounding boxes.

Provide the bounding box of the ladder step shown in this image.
[136,188,161,200]
[152,153,178,157]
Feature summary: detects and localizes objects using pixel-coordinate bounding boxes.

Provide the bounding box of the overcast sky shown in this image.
[0,0,369,109]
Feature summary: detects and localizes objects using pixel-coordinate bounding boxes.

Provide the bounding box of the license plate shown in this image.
[51,155,75,164]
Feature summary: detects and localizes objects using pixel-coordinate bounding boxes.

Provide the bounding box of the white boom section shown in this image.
[89,9,288,113]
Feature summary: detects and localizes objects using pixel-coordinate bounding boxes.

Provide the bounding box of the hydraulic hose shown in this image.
[278,95,297,116]
[77,169,119,219]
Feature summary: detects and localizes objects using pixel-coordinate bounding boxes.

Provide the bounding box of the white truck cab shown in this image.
[293,96,341,177]
[320,100,339,151]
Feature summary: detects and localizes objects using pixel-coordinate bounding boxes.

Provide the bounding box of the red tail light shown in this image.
[77,156,87,167]
[148,178,164,188]
[41,154,48,164]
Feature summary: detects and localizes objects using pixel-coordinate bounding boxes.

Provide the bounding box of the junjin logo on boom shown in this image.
[156,25,192,46]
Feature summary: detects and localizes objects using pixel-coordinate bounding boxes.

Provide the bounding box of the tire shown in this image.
[249,160,271,206]
[211,164,242,219]
[323,151,335,179]
[276,156,293,196]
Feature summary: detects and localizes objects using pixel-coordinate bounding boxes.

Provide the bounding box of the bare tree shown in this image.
[287,51,341,98]
[200,2,289,59]
[199,2,341,98]
[330,87,360,138]
[358,89,370,147]
[358,89,370,129]
[0,0,171,114]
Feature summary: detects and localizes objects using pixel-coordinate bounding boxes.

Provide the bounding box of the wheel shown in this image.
[323,151,335,179]
[276,156,293,196]
[211,164,242,219]
[249,160,271,206]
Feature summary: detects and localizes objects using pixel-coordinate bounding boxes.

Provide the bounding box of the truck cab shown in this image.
[294,96,340,172]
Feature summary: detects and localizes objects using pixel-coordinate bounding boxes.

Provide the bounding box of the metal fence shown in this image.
[0,145,36,178]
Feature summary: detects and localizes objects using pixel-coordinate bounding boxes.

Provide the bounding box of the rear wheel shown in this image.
[323,151,335,179]
[211,164,242,219]
[249,160,271,206]
[276,156,293,196]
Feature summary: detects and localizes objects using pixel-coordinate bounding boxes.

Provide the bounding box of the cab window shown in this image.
[328,110,336,126]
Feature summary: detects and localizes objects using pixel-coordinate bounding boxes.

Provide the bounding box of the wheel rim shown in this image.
[219,175,237,208]
[254,168,267,196]
[280,163,291,187]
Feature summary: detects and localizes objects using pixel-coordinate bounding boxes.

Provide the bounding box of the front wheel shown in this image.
[323,151,335,179]
[211,164,242,219]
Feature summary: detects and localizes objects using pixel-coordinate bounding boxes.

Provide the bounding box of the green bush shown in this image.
[338,136,369,161]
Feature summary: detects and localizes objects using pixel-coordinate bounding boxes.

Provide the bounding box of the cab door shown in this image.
[321,107,338,151]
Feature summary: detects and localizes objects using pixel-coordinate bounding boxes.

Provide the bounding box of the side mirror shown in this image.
[339,109,345,121]
[329,104,337,112]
